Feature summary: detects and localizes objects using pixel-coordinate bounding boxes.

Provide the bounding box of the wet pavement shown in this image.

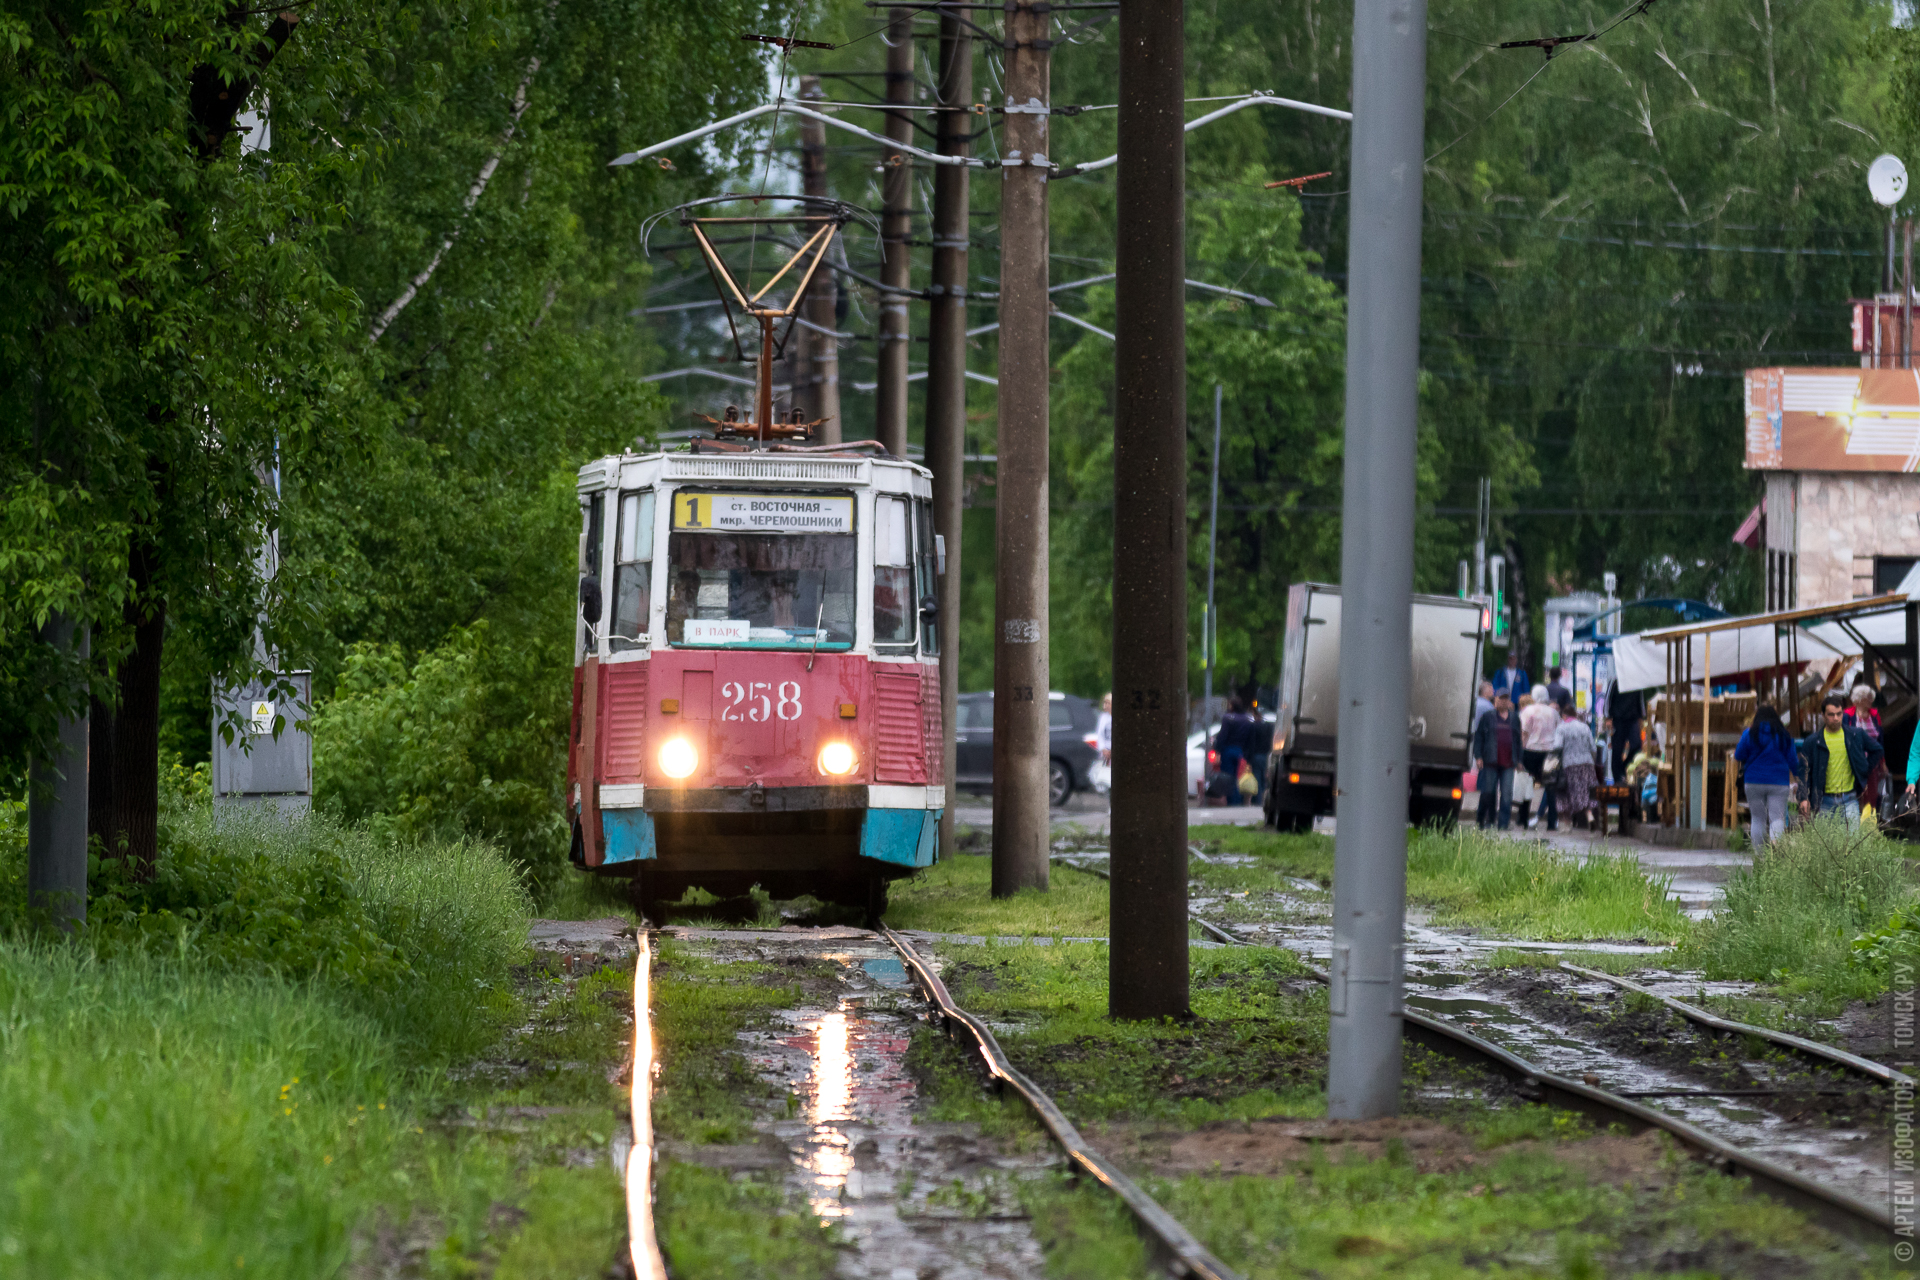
[664,928,1056,1279]
[953,791,1268,834]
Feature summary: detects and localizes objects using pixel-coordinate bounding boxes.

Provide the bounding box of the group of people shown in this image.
[1208,695,1274,805]
[1732,685,1903,849]
[1470,659,1600,831]
[1474,648,1910,849]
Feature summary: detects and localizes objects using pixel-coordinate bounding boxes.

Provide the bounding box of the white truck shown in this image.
[1263,583,1485,831]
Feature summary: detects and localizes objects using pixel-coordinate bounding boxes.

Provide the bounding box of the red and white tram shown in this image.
[566,440,945,918]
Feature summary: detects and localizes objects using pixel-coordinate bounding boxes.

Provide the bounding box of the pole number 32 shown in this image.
[721,680,803,722]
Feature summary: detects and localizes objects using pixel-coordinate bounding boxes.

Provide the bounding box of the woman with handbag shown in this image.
[1520,683,1560,830]
[1554,699,1600,829]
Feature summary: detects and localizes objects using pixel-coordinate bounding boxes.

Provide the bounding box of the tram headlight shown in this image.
[817,741,858,776]
[658,737,699,779]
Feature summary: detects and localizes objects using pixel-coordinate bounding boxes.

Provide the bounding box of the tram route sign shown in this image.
[672,492,854,534]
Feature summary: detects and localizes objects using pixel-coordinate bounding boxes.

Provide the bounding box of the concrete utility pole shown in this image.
[927,11,972,864]
[798,76,843,444]
[877,10,916,457]
[28,613,88,929]
[991,0,1051,896]
[1329,0,1428,1118]
[1109,0,1187,1018]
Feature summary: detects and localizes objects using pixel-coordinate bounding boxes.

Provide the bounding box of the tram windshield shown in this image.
[665,529,857,649]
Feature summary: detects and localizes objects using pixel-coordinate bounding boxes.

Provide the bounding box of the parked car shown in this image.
[954,691,1102,807]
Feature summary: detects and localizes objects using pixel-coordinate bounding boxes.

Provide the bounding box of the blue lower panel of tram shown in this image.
[602,809,657,864]
[595,806,940,868]
[860,807,942,868]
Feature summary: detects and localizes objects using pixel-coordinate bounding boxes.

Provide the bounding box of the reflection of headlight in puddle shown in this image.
[817,742,857,776]
[658,738,698,779]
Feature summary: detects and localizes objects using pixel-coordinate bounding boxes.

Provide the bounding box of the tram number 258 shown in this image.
[720,680,804,722]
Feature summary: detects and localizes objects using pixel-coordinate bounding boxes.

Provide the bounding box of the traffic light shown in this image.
[1489,554,1510,646]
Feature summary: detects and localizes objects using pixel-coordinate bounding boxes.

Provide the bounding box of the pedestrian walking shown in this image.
[1091,692,1113,794]
[1845,683,1886,813]
[1214,696,1257,808]
[1471,691,1519,830]
[1609,683,1644,789]
[1519,683,1559,830]
[1796,692,1884,828]
[1545,666,1571,709]
[1733,703,1795,850]
[1490,651,1530,701]
[1247,710,1274,807]
[1555,699,1600,829]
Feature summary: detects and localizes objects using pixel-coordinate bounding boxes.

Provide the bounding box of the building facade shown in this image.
[1744,367,1920,611]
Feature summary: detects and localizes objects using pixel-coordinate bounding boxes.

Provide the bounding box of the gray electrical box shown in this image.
[212,670,313,819]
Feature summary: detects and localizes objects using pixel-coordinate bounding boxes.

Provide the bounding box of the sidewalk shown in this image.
[951,790,1270,834]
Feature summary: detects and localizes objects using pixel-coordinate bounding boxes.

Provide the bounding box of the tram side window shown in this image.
[579,494,605,649]
[914,500,939,656]
[611,490,655,651]
[873,496,915,646]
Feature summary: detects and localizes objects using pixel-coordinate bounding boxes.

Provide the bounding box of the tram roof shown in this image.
[576,442,933,491]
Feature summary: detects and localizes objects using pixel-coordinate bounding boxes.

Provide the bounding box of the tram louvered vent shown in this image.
[601,664,649,782]
[873,669,927,783]
[665,458,863,483]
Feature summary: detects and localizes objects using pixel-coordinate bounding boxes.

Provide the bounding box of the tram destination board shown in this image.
[672,492,854,534]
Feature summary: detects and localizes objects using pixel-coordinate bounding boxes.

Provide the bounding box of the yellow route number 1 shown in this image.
[673,494,711,530]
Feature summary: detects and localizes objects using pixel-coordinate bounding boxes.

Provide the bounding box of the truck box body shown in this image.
[1267,583,1484,829]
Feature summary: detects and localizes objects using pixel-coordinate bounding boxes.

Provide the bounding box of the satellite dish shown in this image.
[1870,153,1908,207]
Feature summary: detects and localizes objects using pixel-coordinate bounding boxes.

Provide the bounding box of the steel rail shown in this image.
[1560,961,1916,1089]
[1185,914,1894,1246]
[880,925,1243,1280]
[1398,1007,1893,1247]
[625,930,670,1280]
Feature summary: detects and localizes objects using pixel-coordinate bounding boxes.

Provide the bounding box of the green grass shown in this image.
[647,939,847,1280]
[1194,824,1688,942]
[914,938,1878,1278]
[1682,813,1920,1003]
[0,802,644,1278]
[1141,1139,1880,1279]
[655,1164,839,1280]
[938,939,1329,1124]
[886,852,1114,937]
[650,941,809,1143]
[1406,826,1690,942]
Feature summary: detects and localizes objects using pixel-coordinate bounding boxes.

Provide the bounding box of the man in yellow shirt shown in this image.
[1797,693,1883,829]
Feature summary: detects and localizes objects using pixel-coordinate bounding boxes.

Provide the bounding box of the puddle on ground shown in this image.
[704,934,1056,1279]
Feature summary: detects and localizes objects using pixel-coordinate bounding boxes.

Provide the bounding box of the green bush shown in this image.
[311,621,570,887]
[1684,814,1920,1001]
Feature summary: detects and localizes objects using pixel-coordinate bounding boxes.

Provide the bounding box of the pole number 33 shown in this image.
[721,680,803,722]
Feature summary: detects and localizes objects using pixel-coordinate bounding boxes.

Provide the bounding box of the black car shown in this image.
[954,691,1102,807]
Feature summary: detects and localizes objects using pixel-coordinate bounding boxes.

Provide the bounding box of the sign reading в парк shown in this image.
[1745,368,1920,471]
[672,493,854,534]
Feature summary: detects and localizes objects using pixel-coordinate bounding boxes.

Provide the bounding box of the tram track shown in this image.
[628,919,1234,1280]
[625,881,1897,1274]
[1186,909,1899,1248]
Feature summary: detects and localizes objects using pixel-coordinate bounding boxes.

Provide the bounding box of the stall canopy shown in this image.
[1612,593,1910,693]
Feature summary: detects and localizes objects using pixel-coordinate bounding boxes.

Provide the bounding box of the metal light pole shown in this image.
[991,0,1051,896]
[1328,0,1427,1118]
[1109,0,1188,1018]
[798,76,842,443]
[877,8,915,456]
[1203,384,1222,736]
[927,11,972,864]
[27,613,88,929]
